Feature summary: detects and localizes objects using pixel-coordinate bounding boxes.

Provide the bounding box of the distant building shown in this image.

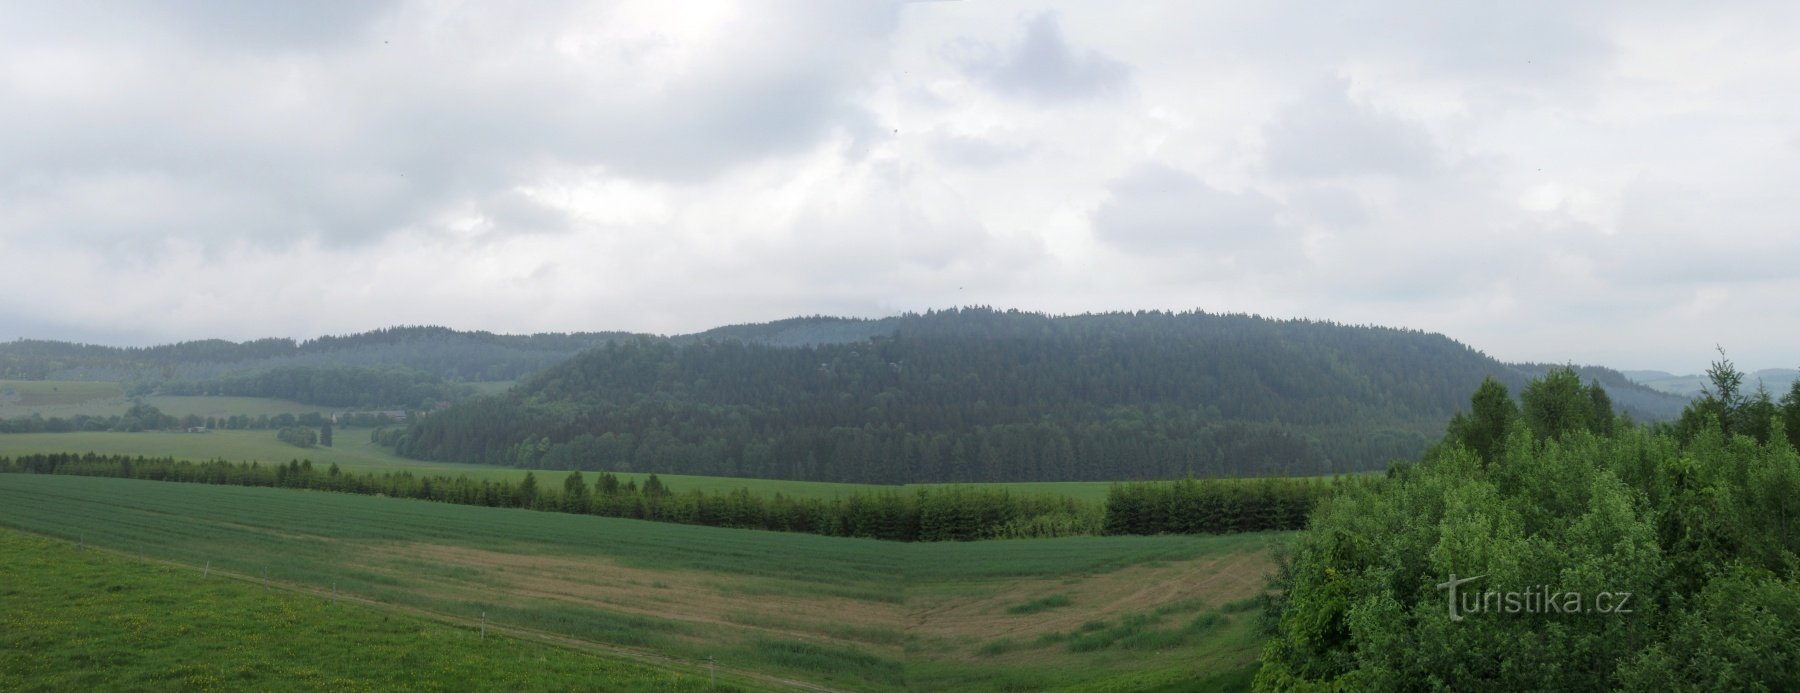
[186,426,209,433]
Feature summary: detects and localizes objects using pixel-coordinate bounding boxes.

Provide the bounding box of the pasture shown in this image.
[0,530,721,691]
[0,474,1282,690]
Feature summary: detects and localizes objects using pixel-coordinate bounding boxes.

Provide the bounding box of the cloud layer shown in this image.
[2,0,1796,372]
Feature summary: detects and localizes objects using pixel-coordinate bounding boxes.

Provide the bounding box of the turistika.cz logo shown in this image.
[1435,574,1633,622]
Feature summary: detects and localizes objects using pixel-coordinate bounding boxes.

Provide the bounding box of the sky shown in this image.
[1,1,1797,373]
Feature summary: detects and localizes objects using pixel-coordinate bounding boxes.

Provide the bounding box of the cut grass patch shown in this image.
[1005,594,1072,615]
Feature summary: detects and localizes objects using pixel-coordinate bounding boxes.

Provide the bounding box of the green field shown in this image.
[467,380,517,395]
[0,428,1344,508]
[0,379,122,405]
[0,430,890,500]
[0,379,337,421]
[0,529,722,691]
[0,474,1281,690]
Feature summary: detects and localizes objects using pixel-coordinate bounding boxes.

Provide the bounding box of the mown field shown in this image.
[0,529,722,691]
[0,474,1283,691]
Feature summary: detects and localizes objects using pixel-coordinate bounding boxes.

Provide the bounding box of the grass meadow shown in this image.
[0,529,723,691]
[0,473,1282,690]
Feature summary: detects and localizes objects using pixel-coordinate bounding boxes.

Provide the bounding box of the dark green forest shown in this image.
[154,365,469,409]
[395,308,1686,483]
[1257,361,1800,690]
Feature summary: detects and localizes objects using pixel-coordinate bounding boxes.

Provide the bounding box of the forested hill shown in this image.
[0,326,640,383]
[395,308,1689,483]
[0,327,642,408]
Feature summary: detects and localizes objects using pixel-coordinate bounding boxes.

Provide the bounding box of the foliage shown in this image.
[1256,361,1800,690]
[158,365,468,408]
[276,426,318,448]
[1103,477,1325,535]
[1,404,390,434]
[0,453,1106,542]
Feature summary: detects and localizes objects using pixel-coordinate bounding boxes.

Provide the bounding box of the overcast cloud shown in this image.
[2,0,1797,373]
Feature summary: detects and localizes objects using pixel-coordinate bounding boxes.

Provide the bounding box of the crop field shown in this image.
[0,529,720,691]
[0,474,1284,690]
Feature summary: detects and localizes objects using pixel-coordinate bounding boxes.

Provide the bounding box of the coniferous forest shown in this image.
[395,309,1685,483]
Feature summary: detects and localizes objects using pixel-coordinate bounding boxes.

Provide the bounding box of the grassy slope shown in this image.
[0,474,1279,691]
[0,529,721,692]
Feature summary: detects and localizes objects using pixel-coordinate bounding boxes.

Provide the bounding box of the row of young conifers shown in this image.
[0,453,1325,541]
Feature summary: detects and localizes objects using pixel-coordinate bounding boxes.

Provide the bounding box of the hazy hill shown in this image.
[396,308,1690,483]
[1623,367,1798,399]
[0,326,645,384]
[0,327,644,408]
[674,315,900,348]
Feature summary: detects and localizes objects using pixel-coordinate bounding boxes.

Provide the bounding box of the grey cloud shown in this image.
[1285,185,1370,228]
[949,13,1131,102]
[0,1,395,51]
[1192,2,1615,95]
[1593,178,1800,287]
[144,1,393,50]
[1263,78,1441,180]
[0,1,904,253]
[1092,163,1285,254]
[927,132,1035,168]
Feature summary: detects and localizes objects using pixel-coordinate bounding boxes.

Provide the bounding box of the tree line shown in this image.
[0,452,1330,542]
[0,403,404,434]
[1257,362,1800,690]
[154,365,468,408]
[1103,476,1326,535]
